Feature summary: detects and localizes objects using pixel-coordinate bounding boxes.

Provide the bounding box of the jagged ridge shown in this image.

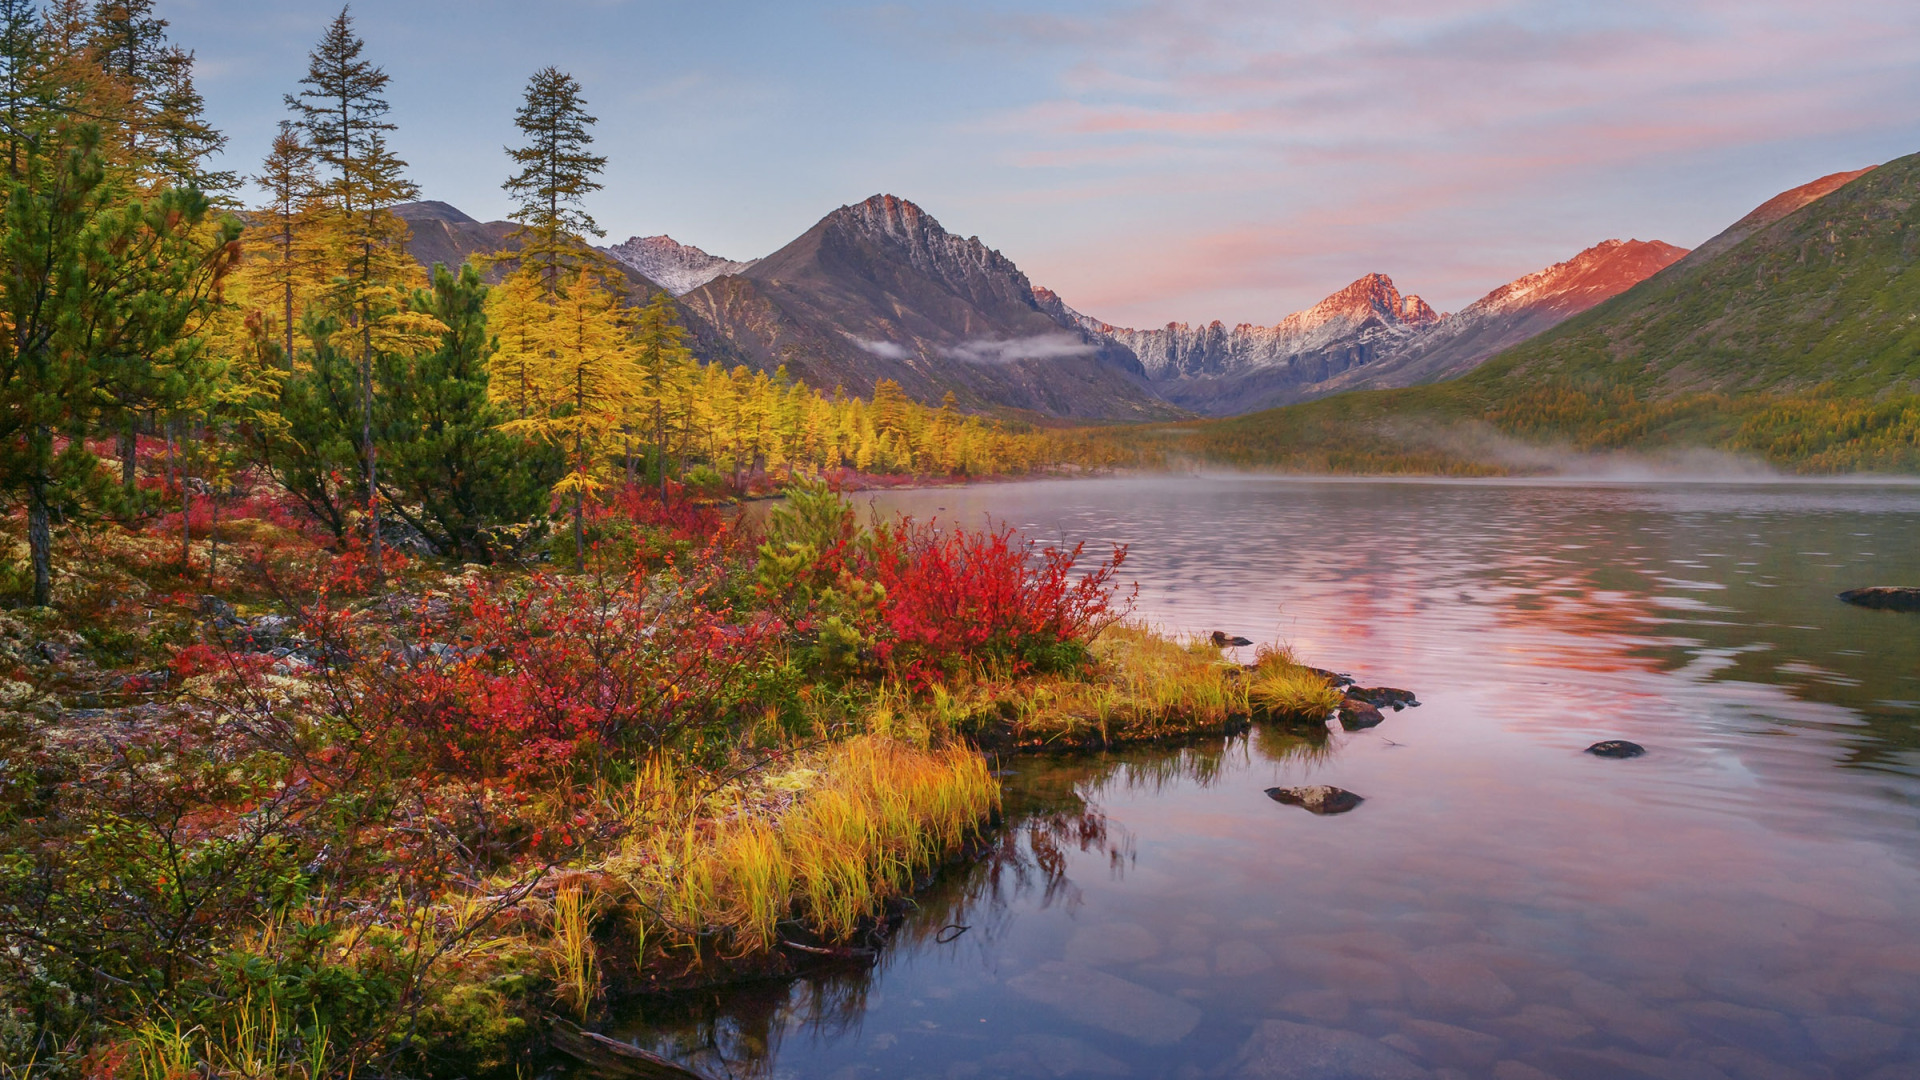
[603,235,755,296]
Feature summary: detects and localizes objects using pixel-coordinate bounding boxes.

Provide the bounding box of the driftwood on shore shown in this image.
[548,1018,716,1080]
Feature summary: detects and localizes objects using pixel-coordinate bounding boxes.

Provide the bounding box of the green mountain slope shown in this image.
[1124,155,1920,474]
[1475,154,1920,397]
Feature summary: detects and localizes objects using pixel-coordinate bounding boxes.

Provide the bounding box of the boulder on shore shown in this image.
[1838,587,1920,612]
[1266,785,1365,815]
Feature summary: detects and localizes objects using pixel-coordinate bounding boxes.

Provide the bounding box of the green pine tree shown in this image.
[0,115,238,605]
[503,65,608,294]
[378,263,562,561]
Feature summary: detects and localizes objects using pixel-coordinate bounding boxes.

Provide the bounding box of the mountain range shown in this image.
[391,165,1898,426]
[1166,157,1914,474]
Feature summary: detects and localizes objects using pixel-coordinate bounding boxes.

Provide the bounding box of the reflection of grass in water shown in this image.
[603,728,1338,1077]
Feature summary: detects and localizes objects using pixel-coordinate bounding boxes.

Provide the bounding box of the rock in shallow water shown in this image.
[1838,586,1920,612]
[1340,698,1387,730]
[1348,686,1420,710]
[1004,961,1201,1045]
[1585,740,1646,759]
[1229,1020,1431,1079]
[1267,785,1365,815]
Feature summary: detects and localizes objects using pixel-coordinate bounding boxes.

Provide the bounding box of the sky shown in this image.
[166,0,1920,328]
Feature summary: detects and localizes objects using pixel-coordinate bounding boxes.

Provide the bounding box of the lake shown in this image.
[610,476,1920,1079]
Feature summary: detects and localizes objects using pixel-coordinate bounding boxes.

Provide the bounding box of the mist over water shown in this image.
[614,476,1920,1078]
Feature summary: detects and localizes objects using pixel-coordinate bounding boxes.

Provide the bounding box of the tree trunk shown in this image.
[209,483,219,586]
[362,328,382,580]
[655,401,666,500]
[26,456,51,608]
[119,423,137,490]
[181,455,191,571]
[573,489,585,573]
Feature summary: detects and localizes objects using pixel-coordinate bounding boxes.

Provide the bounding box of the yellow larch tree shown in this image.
[495,270,639,568]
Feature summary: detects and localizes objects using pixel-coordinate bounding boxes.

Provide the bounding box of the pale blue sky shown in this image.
[167,0,1920,327]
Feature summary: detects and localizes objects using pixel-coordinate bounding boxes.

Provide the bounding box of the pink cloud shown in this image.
[936,0,1920,326]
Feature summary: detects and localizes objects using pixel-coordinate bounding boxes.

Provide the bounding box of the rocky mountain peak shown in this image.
[1282,273,1441,334]
[604,234,755,296]
[824,194,1031,298]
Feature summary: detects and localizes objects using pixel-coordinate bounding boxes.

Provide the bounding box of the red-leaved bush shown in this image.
[384,561,776,779]
[865,522,1131,683]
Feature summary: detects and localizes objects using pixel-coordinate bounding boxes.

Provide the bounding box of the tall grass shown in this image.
[608,736,999,957]
[1246,643,1344,722]
[549,883,600,1020]
[129,993,331,1080]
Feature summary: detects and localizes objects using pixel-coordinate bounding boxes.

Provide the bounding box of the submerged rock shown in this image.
[1004,961,1201,1045]
[1339,698,1386,730]
[1229,1020,1430,1079]
[1585,740,1646,759]
[1266,785,1365,815]
[1838,586,1920,612]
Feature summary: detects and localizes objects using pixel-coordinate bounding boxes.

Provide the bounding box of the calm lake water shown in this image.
[613,476,1920,1079]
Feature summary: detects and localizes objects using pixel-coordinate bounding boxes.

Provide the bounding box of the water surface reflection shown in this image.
[608,478,1920,1078]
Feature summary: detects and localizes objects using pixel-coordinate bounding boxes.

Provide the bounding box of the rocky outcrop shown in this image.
[603,235,755,296]
[1585,740,1646,759]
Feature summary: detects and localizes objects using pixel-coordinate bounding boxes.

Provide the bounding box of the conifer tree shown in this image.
[0,0,47,181]
[0,115,238,605]
[251,120,320,366]
[503,66,607,294]
[496,270,637,567]
[145,44,234,194]
[633,289,692,496]
[285,5,428,572]
[378,263,560,561]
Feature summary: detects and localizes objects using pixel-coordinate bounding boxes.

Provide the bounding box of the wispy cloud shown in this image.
[847,335,913,360]
[934,0,1920,325]
[939,334,1096,363]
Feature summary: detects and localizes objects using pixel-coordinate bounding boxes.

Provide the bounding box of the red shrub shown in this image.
[864,521,1131,683]
[385,560,776,779]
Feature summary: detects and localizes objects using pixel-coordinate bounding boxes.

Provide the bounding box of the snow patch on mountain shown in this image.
[604,235,756,296]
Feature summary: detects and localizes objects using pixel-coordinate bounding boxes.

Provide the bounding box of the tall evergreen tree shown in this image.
[145,44,234,194]
[285,5,426,572]
[0,0,47,182]
[251,120,319,366]
[378,263,560,562]
[633,289,692,496]
[0,115,238,605]
[503,66,607,294]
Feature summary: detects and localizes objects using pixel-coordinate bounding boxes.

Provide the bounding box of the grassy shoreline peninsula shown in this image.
[0,481,1345,1080]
